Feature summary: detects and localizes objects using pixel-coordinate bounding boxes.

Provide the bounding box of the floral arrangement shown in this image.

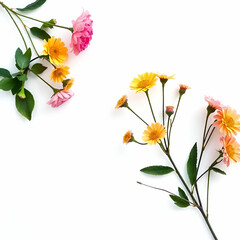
[116,72,240,239]
[0,0,93,120]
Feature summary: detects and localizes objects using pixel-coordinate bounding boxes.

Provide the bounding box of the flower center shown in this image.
[138,80,150,89]
[226,145,235,158]
[223,116,234,128]
[149,130,159,140]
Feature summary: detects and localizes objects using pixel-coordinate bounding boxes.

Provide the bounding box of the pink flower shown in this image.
[204,96,226,110]
[47,91,74,108]
[70,10,93,55]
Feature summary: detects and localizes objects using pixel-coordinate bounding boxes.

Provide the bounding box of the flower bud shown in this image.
[179,84,190,96]
[166,106,174,117]
[123,130,134,143]
[115,95,128,109]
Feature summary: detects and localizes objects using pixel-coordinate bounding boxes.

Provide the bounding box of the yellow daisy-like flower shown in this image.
[63,78,74,91]
[50,66,70,83]
[156,74,175,84]
[221,136,240,166]
[142,122,166,145]
[43,36,68,65]
[123,130,133,143]
[213,107,240,137]
[115,95,128,109]
[130,72,158,92]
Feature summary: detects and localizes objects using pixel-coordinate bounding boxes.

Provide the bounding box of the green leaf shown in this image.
[187,143,198,185]
[140,165,174,175]
[11,79,22,95]
[30,27,51,40]
[17,74,28,82]
[0,68,11,78]
[211,167,226,175]
[17,0,46,11]
[178,187,189,201]
[169,195,190,208]
[15,89,35,120]
[31,63,47,74]
[41,19,56,29]
[0,78,16,91]
[15,48,32,70]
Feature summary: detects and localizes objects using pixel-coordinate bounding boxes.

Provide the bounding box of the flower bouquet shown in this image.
[0,0,93,120]
[116,72,240,239]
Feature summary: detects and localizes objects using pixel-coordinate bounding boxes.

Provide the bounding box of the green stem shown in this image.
[133,140,147,145]
[145,90,156,123]
[126,106,148,126]
[162,83,165,125]
[30,70,58,93]
[2,5,27,50]
[168,95,182,150]
[206,170,211,218]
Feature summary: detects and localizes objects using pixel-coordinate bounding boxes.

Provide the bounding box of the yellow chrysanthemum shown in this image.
[130,72,158,92]
[221,136,240,166]
[64,78,74,91]
[214,107,240,137]
[43,36,68,65]
[142,122,166,145]
[115,95,128,109]
[50,66,70,83]
[123,131,133,143]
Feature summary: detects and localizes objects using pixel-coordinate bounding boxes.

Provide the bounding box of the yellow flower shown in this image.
[130,72,158,92]
[221,136,240,166]
[142,122,166,145]
[214,107,240,137]
[123,131,133,143]
[156,74,175,84]
[50,66,70,83]
[63,78,74,91]
[115,95,128,109]
[43,36,68,65]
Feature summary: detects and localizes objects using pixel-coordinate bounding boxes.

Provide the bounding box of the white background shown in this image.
[0,0,240,239]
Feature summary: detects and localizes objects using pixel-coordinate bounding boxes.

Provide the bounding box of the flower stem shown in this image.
[126,106,148,126]
[145,90,156,123]
[133,140,147,145]
[1,4,27,50]
[206,170,211,218]
[162,83,165,125]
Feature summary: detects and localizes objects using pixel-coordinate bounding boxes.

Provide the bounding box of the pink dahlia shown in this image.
[70,10,93,55]
[47,91,74,108]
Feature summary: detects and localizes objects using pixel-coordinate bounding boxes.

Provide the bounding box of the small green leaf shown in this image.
[11,79,22,95]
[211,167,226,175]
[17,74,28,82]
[15,48,32,70]
[15,89,35,120]
[187,143,198,185]
[41,19,56,29]
[0,78,16,91]
[30,27,51,40]
[0,68,11,78]
[178,187,189,201]
[31,63,47,74]
[140,165,174,175]
[169,195,190,208]
[17,0,46,11]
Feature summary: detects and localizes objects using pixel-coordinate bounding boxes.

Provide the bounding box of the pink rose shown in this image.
[70,10,93,55]
[47,90,74,108]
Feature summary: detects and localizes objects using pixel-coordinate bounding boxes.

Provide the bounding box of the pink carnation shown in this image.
[70,10,93,55]
[47,91,74,108]
[204,96,226,110]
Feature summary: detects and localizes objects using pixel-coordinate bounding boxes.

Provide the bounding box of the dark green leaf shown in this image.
[41,19,56,29]
[17,74,28,82]
[17,0,46,11]
[178,187,189,201]
[15,89,35,120]
[11,79,22,95]
[0,78,15,91]
[0,68,11,78]
[211,167,226,175]
[169,195,190,208]
[140,165,174,175]
[31,63,47,74]
[15,48,32,70]
[30,27,51,40]
[187,143,198,185]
